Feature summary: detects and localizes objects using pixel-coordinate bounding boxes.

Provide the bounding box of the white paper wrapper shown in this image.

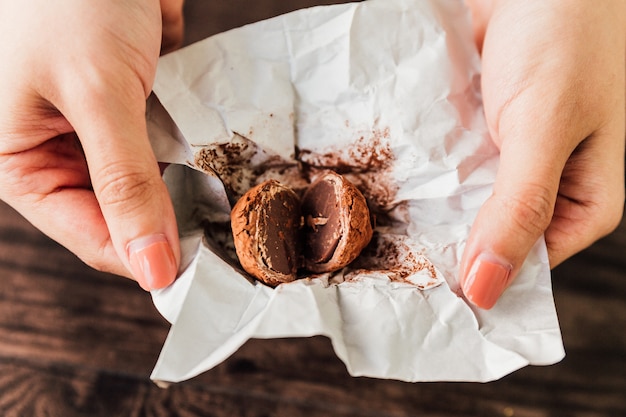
[146,0,565,384]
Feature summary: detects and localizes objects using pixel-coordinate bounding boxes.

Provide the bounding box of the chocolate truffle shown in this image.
[301,171,373,273]
[231,180,301,286]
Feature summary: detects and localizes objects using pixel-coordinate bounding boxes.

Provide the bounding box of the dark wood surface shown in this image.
[1,1,625,416]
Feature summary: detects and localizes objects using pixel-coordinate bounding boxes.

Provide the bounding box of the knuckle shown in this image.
[94,163,160,216]
[595,192,625,237]
[502,186,555,238]
[70,235,110,273]
[79,239,130,278]
[81,252,109,274]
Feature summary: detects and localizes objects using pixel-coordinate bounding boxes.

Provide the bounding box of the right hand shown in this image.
[461,0,626,309]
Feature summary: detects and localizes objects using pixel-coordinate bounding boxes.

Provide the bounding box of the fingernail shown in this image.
[462,255,512,309]
[127,234,177,291]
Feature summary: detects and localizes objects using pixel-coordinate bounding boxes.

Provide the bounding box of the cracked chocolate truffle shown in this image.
[231,180,301,286]
[301,171,373,273]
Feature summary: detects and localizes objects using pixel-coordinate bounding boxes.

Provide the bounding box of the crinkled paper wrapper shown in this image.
[146,0,564,384]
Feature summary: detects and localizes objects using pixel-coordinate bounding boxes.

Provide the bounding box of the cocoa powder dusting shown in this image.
[297,128,393,172]
[346,233,438,285]
[199,121,437,289]
[297,127,398,212]
[194,134,300,201]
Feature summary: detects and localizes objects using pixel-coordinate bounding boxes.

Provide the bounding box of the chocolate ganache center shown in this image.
[301,178,342,264]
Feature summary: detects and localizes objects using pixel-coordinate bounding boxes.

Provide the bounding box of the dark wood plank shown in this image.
[1,195,626,415]
[182,0,357,46]
[0,203,168,376]
[1,0,625,416]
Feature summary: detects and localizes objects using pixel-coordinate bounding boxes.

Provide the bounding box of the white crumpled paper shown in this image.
[146,0,565,384]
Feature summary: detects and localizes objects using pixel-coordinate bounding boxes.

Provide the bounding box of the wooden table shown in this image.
[1,1,625,416]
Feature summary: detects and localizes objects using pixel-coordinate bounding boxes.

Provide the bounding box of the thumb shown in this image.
[460,128,571,309]
[67,84,180,291]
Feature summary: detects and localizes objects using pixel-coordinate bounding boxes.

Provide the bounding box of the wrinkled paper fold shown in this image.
[146,0,564,384]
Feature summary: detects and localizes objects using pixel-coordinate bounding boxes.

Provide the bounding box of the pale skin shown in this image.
[461,0,626,308]
[0,1,624,305]
[0,0,184,290]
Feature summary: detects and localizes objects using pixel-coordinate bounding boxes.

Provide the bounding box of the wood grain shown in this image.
[1,1,625,416]
[1,191,625,417]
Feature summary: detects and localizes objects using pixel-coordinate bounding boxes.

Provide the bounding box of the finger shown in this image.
[459,91,581,309]
[23,190,130,278]
[460,152,559,309]
[58,77,180,291]
[546,125,625,267]
[0,134,128,277]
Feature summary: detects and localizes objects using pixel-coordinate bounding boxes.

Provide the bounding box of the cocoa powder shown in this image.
[194,134,300,201]
[198,122,434,287]
[346,233,437,284]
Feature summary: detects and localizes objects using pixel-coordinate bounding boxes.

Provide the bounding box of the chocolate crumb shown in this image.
[297,127,398,212]
[194,134,299,202]
[347,233,438,285]
[200,120,437,290]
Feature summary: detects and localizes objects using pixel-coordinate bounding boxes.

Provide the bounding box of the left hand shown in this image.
[0,0,185,290]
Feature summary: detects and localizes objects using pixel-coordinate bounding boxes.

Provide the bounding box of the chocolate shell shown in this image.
[301,171,373,273]
[231,180,302,286]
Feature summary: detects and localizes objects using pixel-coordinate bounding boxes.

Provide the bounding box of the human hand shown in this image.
[0,0,185,290]
[461,0,626,309]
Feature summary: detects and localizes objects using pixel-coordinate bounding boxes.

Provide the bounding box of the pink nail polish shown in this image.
[463,255,512,309]
[127,234,177,291]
